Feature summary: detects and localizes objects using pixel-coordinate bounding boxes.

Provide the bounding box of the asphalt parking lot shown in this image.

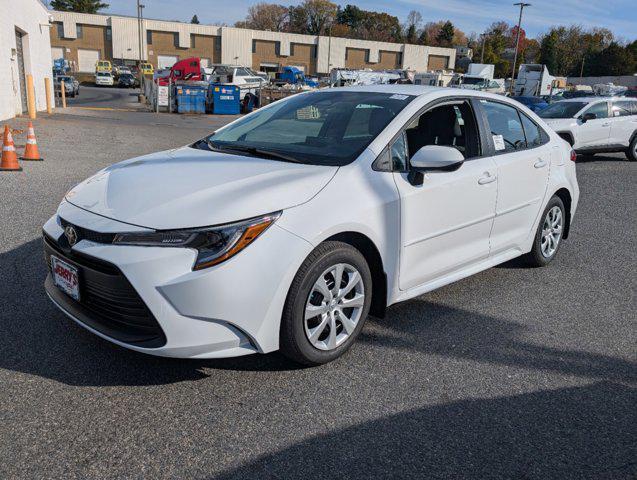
[0,105,635,479]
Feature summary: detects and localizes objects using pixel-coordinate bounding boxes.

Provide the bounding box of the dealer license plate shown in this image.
[51,256,80,301]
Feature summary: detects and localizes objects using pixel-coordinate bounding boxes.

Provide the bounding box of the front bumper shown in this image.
[43,201,312,358]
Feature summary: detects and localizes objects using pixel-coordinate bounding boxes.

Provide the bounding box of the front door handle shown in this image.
[601,122,611,127]
[478,173,497,185]
[534,159,547,169]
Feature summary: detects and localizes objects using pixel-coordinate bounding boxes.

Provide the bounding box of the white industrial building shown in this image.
[0,0,54,121]
[49,11,456,75]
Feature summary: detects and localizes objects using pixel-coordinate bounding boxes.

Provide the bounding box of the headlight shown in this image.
[113,212,280,270]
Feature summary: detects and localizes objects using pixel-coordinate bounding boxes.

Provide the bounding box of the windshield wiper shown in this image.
[207,142,303,164]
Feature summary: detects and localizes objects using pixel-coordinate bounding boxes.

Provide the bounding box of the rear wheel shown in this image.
[627,136,637,162]
[522,196,566,267]
[280,241,372,366]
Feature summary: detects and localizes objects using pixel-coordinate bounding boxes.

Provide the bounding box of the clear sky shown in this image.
[96,0,636,41]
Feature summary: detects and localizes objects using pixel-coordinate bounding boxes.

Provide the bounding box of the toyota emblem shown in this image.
[64,226,78,246]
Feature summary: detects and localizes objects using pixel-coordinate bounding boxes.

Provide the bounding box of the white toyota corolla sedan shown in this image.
[44,85,579,365]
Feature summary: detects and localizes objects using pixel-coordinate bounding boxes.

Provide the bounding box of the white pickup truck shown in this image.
[539,97,637,161]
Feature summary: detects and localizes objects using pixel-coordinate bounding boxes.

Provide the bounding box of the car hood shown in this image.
[65,146,338,230]
[543,118,577,130]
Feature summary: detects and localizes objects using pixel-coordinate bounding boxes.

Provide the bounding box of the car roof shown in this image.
[557,96,623,103]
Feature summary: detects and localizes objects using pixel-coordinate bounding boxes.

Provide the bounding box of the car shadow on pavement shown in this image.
[1,238,635,387]
[212,381,637,479]
[576,153,630,163]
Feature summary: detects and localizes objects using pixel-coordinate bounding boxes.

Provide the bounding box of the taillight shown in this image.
[570,150,577,162]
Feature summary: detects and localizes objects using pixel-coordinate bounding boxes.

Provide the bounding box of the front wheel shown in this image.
[626,136,637,162]
[522,196,566,267]
[280,241,372,366]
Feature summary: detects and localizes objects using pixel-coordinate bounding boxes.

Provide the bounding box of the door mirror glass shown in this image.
[410,145,465,172]
[581,112,596,123]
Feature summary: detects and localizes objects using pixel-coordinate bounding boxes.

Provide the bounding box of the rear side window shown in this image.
[482,101,526,152]
[611,101,637,117]
[520,113,544,148]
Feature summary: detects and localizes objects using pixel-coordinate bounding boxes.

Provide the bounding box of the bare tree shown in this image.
[240,2,289,31]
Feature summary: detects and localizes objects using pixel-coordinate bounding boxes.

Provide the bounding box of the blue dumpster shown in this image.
[176,85,207,114]
[211,85,241,115]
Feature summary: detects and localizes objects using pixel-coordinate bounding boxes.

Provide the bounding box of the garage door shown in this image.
[157,55,179,69]
[78,49,99,72]
[51,47,64,60]
[427,55,449,70]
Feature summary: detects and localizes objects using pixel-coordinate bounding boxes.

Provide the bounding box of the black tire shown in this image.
[280,241,372,366]
[627,136,637,162]
[522,196,566,267]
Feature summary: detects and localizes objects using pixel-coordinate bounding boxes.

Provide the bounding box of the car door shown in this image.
[577,101,611,148]
[479,100,550,255]
[392,99,498,291]
[609,100,637,147]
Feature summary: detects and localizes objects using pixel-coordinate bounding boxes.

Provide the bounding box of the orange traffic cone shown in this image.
[20,122,43,161]
[1,125,22,172]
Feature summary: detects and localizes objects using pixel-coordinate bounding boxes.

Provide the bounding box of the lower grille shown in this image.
[44,233,166,348]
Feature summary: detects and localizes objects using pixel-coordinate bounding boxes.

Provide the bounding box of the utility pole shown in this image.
[137,0,145,99]
[509,2,531,94]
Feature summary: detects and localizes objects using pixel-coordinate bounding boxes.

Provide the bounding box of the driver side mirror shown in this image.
[581,112,596,123]
[408,145,465,186]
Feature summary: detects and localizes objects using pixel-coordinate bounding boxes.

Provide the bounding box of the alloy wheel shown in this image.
[541,206,563,258]
[304,263,365,351]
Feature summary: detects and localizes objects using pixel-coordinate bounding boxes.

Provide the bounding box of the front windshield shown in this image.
[539,101,587,119]
[463,77,485,85]
[203,90,415,166]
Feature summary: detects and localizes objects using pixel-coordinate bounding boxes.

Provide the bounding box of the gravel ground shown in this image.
[0,110,635,479]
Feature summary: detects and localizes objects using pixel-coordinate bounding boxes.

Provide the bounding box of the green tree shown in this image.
[190,15,200,24]
[539,31,559,74]
[586,42,636,76]
[405,24,417,44]
[50,0,108,13]
[436,21,455,47]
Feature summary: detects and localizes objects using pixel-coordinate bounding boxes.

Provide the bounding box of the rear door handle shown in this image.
[478,173,497,185]
[534,159,547,169]
[602,122,611,127]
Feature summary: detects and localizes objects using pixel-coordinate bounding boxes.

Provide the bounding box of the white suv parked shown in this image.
[539,97,637,161]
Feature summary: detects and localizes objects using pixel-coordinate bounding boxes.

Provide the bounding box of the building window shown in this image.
[275,41,280,56]
[252,39,257,53]
[56,22,64,38]
[365,50,370,63]
[191,34,196,48]
[76,24,83,39]
[290,43,295,56]
[311,45,317,59]
[345,49,349,60]
[173,33,179,48]
[396,52,403,65]
[106,26,112,41]
[215,38,221,54]
[146,30,152,45]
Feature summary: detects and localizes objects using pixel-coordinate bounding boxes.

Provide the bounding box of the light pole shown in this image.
[137,0,145,97]
[509,2,530,94]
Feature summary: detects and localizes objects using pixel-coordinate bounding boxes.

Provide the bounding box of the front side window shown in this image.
[583,102,609,119]
[405,101,481,160]
[482,101,526,152]
[205,91,415,166]
[390,133,408,171]
[539,101,587,119]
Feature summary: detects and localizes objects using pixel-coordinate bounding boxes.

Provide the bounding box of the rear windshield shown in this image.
[203,90,415,166]
[539,102,587,118]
